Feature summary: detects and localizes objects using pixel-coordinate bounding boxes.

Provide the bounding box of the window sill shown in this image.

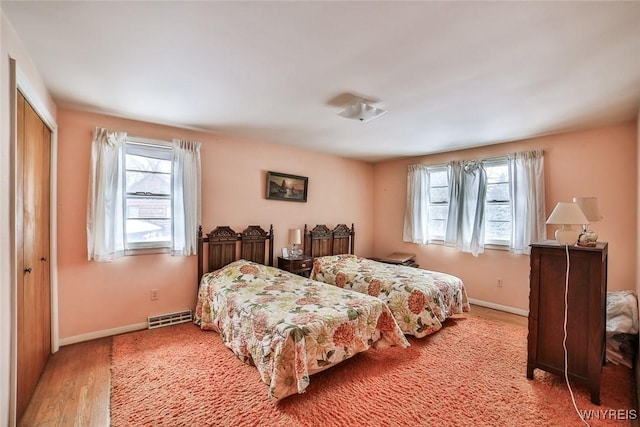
[484,244,510,251]
[423,241,510,252]
[125,247,170,256]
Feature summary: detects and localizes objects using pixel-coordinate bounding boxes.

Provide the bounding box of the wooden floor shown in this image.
[19,337,111,427]
[16,306,551,425]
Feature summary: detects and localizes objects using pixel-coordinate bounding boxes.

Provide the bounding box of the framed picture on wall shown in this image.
[266,171,308,202]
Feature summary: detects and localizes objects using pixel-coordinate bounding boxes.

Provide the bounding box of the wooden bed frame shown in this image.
[197,225,274,288]
[303,223,355,258]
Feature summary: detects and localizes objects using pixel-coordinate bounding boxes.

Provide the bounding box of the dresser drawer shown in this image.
[277,256,313,277]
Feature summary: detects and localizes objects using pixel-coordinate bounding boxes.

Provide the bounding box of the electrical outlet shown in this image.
[150,289,159,300]
[497,278,503,288]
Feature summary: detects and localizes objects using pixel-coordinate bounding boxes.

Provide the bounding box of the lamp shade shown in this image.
[546,202,589,246]
[288,228,302,245]
[573,197,602,222]
[546,202,588,225]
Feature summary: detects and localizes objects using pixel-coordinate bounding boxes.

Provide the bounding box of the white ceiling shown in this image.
[3,1,640,162]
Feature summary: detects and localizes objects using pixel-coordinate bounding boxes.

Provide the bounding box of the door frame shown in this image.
[9,58,59,425]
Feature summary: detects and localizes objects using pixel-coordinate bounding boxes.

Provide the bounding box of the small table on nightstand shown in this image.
[278,256,314,277]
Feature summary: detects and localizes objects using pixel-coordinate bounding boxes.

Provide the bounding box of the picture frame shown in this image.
[281,247,289,258]
[266,171,308,202]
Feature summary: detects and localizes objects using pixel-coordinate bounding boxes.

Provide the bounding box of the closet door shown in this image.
[16,91,52,421]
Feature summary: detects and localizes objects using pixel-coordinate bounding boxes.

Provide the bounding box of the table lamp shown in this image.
[573,197,602,247]
[545,202,588,246]
[288,228,302,257]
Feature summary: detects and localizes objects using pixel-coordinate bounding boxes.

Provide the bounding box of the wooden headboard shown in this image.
[303,223,355,258]
[197,225,274,287]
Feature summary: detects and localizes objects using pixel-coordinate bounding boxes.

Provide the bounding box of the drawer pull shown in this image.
[300,263,307,267]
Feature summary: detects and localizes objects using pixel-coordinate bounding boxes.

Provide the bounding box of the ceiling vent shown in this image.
[338,98,387,123]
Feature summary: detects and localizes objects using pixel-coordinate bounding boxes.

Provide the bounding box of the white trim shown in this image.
[468,298,529,317]
[16,70,56,130]
[49,132,59,353]
[8,57,18,427]
[59,322,148,347]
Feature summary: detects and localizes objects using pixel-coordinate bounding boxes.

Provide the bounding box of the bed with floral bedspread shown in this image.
[311,254,470,338]
[194,259,409,400]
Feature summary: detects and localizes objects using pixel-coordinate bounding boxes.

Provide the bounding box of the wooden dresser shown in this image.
[526,240,608,405]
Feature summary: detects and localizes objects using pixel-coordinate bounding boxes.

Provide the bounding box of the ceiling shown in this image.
[3,1,640,162]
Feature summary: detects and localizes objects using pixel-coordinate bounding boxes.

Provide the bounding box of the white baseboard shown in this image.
[57,302,525,346]
[58,322,148,347]
[468,298,529,317]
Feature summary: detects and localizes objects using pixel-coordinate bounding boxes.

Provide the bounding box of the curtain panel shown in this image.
[444,160,487,256]
[171,139,201,256]
[87,127,127,262]
[508,149,546,254]
[402,164,430,244]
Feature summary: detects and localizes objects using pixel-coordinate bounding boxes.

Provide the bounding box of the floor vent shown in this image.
[148,310,193,329]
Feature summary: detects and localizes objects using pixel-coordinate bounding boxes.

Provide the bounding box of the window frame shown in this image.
[482,157,512,247]
[124,137,173,254]
[424,157,513,249]
[426,164,449,243]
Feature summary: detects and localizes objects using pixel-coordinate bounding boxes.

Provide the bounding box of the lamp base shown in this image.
[577,229,598,247]
[290,244,303,258]
[555,227,580,246]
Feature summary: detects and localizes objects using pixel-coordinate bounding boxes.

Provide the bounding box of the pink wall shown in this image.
[56,109,374,339]
[373,122,638,312]
[56,109,637,336]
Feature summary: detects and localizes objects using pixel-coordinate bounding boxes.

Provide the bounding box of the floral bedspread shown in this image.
[194,259,409,400]
[311,254,470,338]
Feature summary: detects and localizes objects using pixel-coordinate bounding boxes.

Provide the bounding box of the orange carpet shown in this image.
[110,316,635,426]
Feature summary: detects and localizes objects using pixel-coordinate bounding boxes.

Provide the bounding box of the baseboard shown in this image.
[58,302,526,346]
[468,298,529,317]
[58,322,148,347]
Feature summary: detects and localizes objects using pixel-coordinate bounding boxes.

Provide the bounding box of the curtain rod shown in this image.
[410,148,543,169]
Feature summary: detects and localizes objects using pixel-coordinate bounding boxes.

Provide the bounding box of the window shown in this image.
[483,159,511,246]
[125,139,173,251]
[427,165,449,241]
[425,158,512,247]
[88,127,201,262]
[404,150,544,255]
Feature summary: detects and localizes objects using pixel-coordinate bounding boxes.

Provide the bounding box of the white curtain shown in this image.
[402,164,430,243]
[171,139,201,256]
[445,160,487,256]
[87,127,127,262]
[508,149,546,254]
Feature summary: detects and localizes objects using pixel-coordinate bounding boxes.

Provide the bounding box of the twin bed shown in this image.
[194,223,469,400]
[304,224,470,338]
[193,225,408,400]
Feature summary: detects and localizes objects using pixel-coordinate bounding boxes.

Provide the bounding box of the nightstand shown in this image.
[277,256,313,277]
